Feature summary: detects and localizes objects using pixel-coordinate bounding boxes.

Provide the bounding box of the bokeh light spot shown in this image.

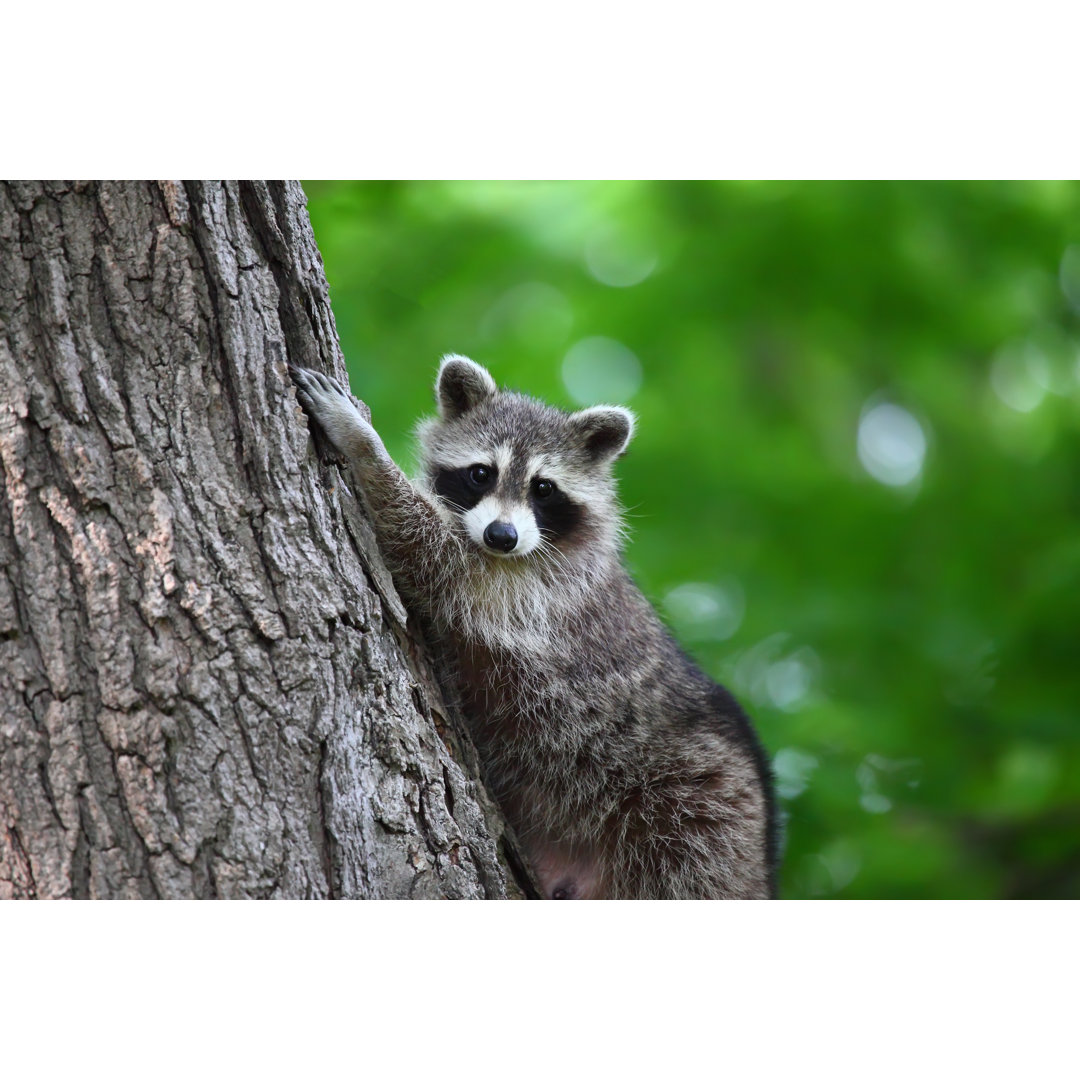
[583,225,658,288]
[857,401,927,487]
[990,342,1051,413]
[859,793,893,814]
[562,336,643,405]
[479,282,573,350]
[662,580,744,641]
[817,840,861,890]
[856,754,920,814]
[773,747,819,800]
[732,634,820,712]
[766,653,815,712]
[801,840,861,896]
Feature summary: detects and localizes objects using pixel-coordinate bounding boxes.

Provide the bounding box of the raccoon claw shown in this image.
[290,365,343,401]
[289,365,376,461]
[289,366,372,426]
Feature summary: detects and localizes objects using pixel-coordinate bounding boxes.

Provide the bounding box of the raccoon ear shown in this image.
[436,354,497,420]
[568,405,636,463]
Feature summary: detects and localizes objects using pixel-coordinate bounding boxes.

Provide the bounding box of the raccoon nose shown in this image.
[483,521,518,553]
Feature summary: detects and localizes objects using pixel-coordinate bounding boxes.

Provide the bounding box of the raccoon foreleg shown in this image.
[289,366,461,601]
[290,366,392,477]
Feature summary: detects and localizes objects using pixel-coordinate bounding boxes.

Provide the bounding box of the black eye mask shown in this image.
[433,465,495,512]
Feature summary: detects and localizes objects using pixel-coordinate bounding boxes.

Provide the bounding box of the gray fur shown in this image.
[290,359,777,899]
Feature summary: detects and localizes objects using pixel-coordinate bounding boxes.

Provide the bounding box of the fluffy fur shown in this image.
[290,357,778,899]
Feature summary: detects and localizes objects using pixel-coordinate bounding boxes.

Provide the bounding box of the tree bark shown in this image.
[0,180,520,899]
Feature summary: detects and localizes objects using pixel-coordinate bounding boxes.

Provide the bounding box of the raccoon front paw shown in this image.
[289,366,373,457]
[290,366,371,421]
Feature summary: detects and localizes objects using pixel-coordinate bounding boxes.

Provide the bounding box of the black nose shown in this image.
[483,521,518,553]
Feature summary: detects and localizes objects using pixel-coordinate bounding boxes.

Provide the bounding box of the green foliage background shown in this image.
[304,181,1080,899]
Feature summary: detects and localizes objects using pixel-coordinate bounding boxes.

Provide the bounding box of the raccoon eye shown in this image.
[533,478,555,499]
[468,464,493,487]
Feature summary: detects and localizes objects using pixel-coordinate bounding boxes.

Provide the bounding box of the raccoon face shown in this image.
[429,451,582,558]
[418,355,634,561]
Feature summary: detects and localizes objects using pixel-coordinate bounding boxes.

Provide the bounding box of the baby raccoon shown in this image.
[290,357,778,899]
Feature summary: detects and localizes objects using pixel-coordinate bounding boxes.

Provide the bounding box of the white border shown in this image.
[5,3,1078,176]
[0,901,1074,1077]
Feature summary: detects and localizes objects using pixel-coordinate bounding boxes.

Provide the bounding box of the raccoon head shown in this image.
[416,355,634,562]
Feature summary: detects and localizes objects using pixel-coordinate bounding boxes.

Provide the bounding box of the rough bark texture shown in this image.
[0,180,520,899]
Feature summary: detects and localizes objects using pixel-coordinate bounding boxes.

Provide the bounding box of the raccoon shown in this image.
[290,357,778,899]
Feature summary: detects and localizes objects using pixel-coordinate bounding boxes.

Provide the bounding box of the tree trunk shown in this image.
[0,180,521,899]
